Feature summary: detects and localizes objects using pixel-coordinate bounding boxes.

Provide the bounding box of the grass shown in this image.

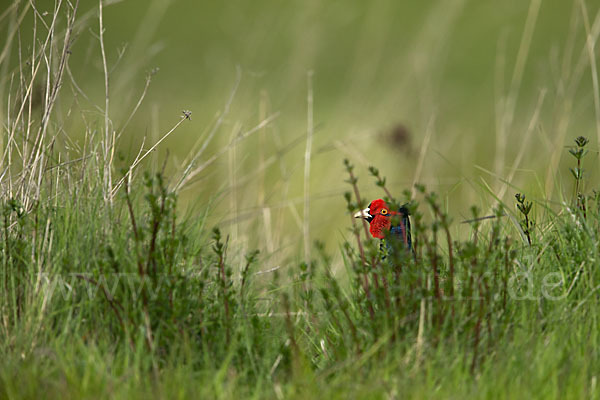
[2,1,600,398]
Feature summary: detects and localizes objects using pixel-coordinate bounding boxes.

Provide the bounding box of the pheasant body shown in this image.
[354,199,412,253]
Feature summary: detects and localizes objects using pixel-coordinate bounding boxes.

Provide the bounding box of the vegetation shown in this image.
[2,1,600,399]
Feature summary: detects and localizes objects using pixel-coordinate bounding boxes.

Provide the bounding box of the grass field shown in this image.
[2,0,600,398]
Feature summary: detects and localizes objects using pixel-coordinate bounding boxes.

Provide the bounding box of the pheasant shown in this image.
[354,199,412,255]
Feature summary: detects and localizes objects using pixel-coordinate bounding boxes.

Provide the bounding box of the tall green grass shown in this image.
[2,134,600,398]
[2,1,600,399]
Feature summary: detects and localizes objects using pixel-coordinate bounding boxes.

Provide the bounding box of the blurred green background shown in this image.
[2,0,599,263]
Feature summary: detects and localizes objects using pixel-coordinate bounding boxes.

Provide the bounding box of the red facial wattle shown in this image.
[369,213,391,239]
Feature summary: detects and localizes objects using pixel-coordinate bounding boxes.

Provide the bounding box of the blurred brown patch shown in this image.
[381,123,412,155]
[11,82,45,118]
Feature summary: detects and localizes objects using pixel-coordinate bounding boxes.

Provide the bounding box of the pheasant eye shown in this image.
[380,209,388,215]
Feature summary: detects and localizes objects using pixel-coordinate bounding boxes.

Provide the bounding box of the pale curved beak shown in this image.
[353,208,371,219]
